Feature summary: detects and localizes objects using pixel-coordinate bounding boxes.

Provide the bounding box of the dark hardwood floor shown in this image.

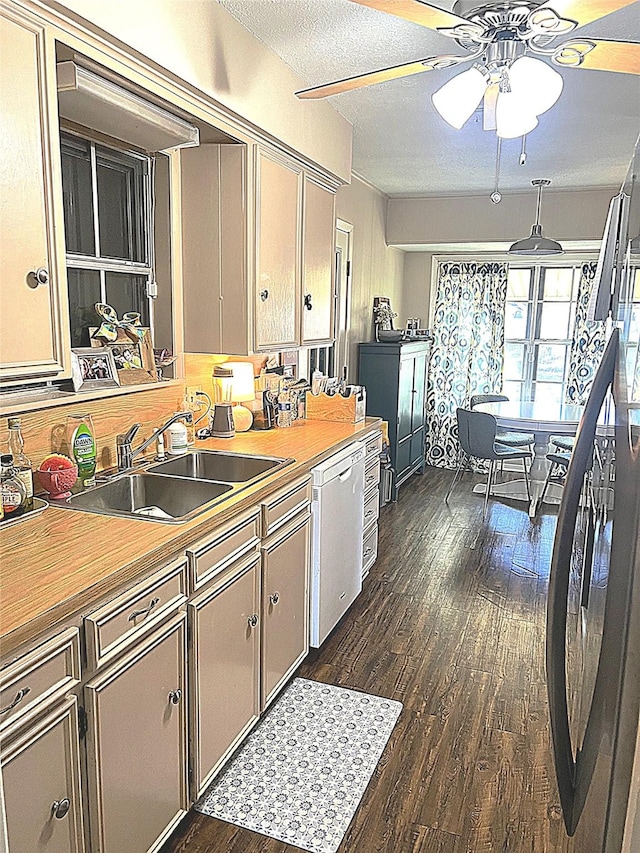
[162,466,570,853]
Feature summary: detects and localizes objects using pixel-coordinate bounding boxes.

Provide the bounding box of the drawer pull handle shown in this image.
[247,614,259,628]
[0,687,31,715]
[168,689,182,705]
[364,547,373,557]
[128,597,160,622]
[365,509,375,518]
[51,798,70,820]
[269,592,280,606]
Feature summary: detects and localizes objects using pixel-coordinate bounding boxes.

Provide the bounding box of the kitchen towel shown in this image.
[195,677,402,853]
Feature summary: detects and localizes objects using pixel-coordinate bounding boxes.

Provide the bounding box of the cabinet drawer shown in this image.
[363,489,380,533]
[364,458,381,493]
[362,524,378,578]
[0,628,80,735]
[364,430,383,463]
[261,475,311,537]
[84,557,187,670]
[187,506,260,591]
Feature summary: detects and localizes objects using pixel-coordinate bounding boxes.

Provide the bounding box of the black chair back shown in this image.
[470,393,509,409]
[457,408,499,460]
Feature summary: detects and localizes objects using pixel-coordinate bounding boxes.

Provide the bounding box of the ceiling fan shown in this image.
[296,0,640,138]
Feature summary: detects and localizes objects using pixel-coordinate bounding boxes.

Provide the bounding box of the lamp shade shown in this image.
[496,91,539,139]
[432,66,488,129]
[225,361,256,403]
[508,56,564,116]
[509,224,564,255]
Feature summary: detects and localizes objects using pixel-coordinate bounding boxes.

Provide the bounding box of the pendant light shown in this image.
[509,179,563,256]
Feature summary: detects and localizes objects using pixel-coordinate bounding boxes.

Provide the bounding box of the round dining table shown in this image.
[474,398,585,516]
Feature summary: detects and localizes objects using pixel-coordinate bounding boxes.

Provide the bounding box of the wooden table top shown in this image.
[0,418,380,659]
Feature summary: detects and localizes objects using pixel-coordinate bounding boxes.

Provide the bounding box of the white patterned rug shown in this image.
[195,678,403,853]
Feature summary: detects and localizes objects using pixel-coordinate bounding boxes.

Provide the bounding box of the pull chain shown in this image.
[491,136,502,204]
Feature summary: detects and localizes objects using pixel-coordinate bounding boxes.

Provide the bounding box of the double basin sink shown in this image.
[59,450,293,524]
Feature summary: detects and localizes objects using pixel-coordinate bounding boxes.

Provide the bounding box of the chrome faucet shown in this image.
[116,412,193,472]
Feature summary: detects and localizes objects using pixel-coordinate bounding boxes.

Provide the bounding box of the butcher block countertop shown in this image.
[0,418,381,659]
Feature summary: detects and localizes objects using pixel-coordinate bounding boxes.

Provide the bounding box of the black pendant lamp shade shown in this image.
[509,179,563,256]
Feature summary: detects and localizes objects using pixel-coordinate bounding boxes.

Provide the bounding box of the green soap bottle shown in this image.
[67,414,97,488]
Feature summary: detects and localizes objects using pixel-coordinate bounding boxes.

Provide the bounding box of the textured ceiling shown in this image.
[218,0,640,197]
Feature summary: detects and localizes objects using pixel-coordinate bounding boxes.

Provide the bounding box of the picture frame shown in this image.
[71,347,121,392]
[90,327,158,386]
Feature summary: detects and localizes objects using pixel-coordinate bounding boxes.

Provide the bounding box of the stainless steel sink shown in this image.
[147,450,293,483]
[60,473,233,524]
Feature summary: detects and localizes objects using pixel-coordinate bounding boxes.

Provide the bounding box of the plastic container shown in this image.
[67,414,97,488]
[167,421,188,455]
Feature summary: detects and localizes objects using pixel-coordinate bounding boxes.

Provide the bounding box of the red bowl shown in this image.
[37,465,78,499]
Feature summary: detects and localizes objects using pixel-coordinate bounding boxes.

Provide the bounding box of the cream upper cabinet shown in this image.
[302,177,336,345]
[254,146,302,351]
[0,5,69,384]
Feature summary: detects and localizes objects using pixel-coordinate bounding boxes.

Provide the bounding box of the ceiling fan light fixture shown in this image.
[508,56,564,116]
[495,90,538,139]
[432,65,488,129]
[509,179,564,256]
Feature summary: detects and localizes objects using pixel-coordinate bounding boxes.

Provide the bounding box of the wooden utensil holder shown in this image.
[306,389,366,423]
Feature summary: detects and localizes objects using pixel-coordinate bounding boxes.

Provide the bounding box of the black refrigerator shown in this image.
[546,139,640,851]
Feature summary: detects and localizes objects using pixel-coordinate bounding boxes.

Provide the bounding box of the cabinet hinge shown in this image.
[346,260,351,278]
[78,706,88,740]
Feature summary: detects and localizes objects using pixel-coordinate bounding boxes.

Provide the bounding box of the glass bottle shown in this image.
[66,413,97,488]
[7,417,33,510]
[0,454,28,519]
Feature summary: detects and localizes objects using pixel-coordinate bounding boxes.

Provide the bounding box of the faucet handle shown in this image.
[118,423,141,446]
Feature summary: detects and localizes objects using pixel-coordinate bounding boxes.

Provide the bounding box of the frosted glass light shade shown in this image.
[225,362,255,403]
[496,91,539,139]
[508,56,564,116]
[432,66,488,129]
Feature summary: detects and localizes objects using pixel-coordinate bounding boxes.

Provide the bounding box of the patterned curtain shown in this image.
[565,262,606,404]
[425,261,508,470]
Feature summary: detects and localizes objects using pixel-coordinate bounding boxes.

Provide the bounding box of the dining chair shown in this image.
[550,435,575,452]
[470,393,534,449]
[445,408,532,519]
[540,451,571,505]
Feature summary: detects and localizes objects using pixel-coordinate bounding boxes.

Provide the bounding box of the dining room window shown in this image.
[503,264,585,405]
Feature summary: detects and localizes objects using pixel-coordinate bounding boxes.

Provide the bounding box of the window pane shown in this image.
[67,268,101,348]
[504,342,525,381]
[533,382,563,405]
[505,302,529,339]
[96,147,147,262]
[630,305,640,345]
[535,344,567,382]
[60,135,95,256]
[540,302,571,340]
[543,268,575,300]
[507,269,532,299]
[503,380,524,401]
[633,269,640,301]
[105,272,150,327]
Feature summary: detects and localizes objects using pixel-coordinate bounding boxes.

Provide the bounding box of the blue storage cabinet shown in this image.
[358,340,430,499]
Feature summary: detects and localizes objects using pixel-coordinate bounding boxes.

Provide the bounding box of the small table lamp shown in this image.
[226,361,255,431]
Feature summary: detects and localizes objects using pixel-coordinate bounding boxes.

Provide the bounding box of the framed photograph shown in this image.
[71,347,121,392]
[90,328,158,386]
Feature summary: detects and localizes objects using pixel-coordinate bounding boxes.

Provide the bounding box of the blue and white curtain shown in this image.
[425,261,508,470]
[565,262,606,404]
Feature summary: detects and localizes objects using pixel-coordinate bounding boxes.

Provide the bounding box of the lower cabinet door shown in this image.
[84,612,188,853]
[261,513,310,708]
[1,696,85,853]
[188,551,261,798]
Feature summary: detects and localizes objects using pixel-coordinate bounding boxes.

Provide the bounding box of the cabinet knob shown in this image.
[304,293,313,311]
[269,592,280,606]
[247,614,259,628]
[260,289,269,302]
[168,689,182,705]
[29,267,49,287]
[51,798,71,820]
[0,686,30,715]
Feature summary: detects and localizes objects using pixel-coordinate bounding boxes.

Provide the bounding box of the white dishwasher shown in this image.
[310,441,365,647]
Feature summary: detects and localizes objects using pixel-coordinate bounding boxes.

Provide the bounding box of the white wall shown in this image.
[336,175,405,378]
[401,253,433,330]
[47,0,352,182]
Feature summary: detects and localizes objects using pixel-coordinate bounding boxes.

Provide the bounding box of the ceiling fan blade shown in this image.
[348,0,469,30]
[565,38,640,73]
[536,0,638,28]
[296,55,466,99]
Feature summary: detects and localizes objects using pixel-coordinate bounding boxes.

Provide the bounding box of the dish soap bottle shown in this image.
[7,417,33,510]
[67,414,97,488]
[0,454,28,519]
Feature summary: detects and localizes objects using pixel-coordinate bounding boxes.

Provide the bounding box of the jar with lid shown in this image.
[7,417,33,510]
[0,454,28,519]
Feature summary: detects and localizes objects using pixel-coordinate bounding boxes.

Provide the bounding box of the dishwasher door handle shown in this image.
[338,466,354,482]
